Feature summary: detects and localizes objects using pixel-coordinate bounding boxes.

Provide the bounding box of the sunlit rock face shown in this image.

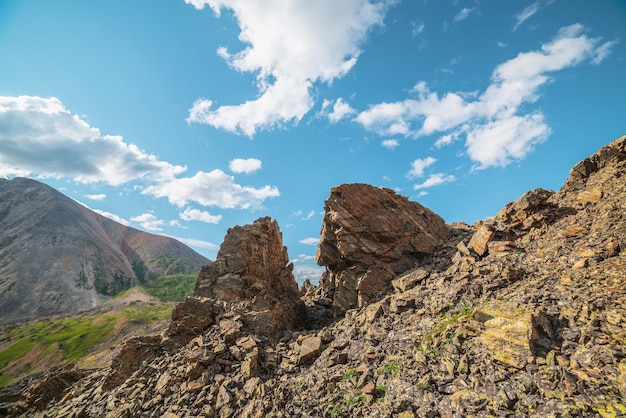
[194,216,306,338]
[316,183,449,314]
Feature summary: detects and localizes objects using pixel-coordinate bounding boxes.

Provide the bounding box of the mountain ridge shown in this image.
[0,177,211,324]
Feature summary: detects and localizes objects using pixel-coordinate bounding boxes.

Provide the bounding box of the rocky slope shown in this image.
[0,177,210,324]
[2,135,625,417]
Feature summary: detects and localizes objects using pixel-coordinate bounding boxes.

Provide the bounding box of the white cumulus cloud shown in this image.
[180,207,223,224]
[355,25,613,169]
[406,157,436,179]
[185,0,394,136]
[0,96,186,185]
[381,139,399,149]
[229,158,262,174]
[142,169,279,210]
[322,98,357,123]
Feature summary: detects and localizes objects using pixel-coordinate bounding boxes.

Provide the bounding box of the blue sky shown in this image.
[0,0,624,283]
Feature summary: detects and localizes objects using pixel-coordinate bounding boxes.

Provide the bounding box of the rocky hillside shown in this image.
[0,178,210,324]
[2,135,625,417]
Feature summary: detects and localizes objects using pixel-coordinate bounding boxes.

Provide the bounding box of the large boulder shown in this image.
[194,217,305,338]
[316,184,449,315]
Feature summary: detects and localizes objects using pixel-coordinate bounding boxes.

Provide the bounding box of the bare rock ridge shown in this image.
[0,177,210,324]
[316,183,449,314]
[3,134,626,417]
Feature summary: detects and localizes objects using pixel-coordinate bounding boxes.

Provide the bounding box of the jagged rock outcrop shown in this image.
[4,135,626,418]
[0,177,210,324]
[316,183,449,314]
[193,216,305,338]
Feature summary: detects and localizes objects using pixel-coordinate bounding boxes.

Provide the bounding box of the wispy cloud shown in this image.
[454,7,475,22]
[592,39,619,65]
[413,173,455,190]
[290,253,325,285]
[355,24,612,169]
[411,20,425,38]
[84,193,106,201]
[170,235,219,252]
[299,237,320,245]
[186,0,395,136]
[513,2,540,31]
[301,210,317,221]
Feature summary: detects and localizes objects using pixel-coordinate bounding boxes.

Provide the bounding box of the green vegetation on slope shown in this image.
[0,302,174,387]
[141,274,196,302]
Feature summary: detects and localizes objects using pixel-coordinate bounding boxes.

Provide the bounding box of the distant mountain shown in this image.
[0,177,211,324]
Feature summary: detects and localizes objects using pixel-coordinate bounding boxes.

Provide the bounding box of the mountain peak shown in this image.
[0,178,210,324]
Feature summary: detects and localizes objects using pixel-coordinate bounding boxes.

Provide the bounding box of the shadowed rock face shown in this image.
[194,216,305,338]
[316,183,449,314]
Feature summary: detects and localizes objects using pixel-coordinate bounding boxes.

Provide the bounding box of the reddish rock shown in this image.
[194,217,305,338]
[316,184,449,314]
[12,365,89,413]
[165,296,220,347]
[103,335,163,390]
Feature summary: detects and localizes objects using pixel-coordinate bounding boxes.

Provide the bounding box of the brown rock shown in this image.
[362,382,376,395]
[468,223,494,256]
[194,217,306,338]
[165,296,219,347]
[392,268,429,292]
[12,365,89,414]
[103,335,163,390]
[494,188,557,240]
[317,184,449,314]
[562,135,625,192]
[564,224,587,237]
[487,240,518,256]
[297,336,323,365]
[576,187,603,203]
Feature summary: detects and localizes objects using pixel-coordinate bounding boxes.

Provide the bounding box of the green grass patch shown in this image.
[121,303,174,323]
[0,301,175,387]
[0,338,38,370]
[377,359,400,377]
[141,274,196,302]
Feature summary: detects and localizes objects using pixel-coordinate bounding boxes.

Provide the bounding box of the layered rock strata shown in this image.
[316,183,449,314]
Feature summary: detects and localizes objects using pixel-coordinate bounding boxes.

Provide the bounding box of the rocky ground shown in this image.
[1,135,625,417]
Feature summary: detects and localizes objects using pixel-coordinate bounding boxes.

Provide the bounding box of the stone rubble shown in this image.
[2,135,625,417]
